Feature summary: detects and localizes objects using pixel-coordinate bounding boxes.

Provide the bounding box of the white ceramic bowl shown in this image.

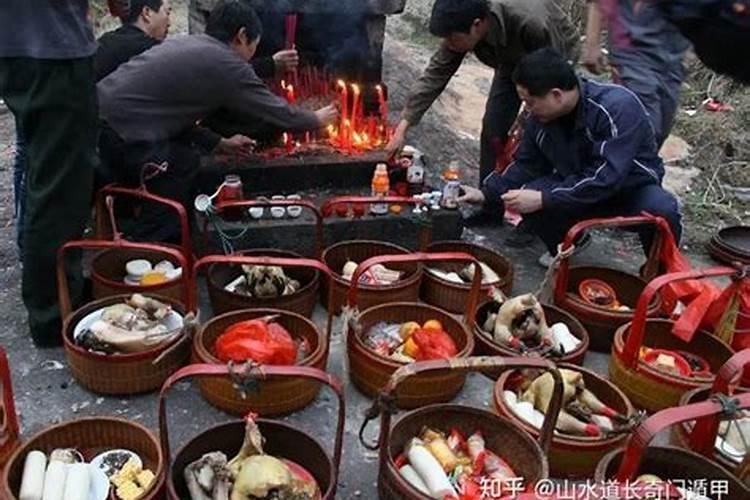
[248,207,264,219]
[270,206,286,219]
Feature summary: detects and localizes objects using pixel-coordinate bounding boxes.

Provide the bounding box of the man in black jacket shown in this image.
[96,0,172,81]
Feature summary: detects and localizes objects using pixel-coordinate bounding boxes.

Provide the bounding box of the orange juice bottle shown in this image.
[371,163,390,215]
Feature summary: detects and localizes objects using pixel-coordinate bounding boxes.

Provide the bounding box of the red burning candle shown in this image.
[286,83,295,104]
[283,132,294,154]
[337,80,348,146]
[350,83,361,137]
[376,84,388,141]
[305,131,311,144]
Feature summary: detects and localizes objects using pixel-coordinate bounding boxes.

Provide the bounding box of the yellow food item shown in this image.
[116,480,144,500]
[422,320,443,331]
[403,337,420,358]
[136,469,155,489]
[636,474,662,483]
[389,205,402,214]
[140,271,168,286]
[399,322,421,340]
[111,457,141,488]
[426,437,459,472]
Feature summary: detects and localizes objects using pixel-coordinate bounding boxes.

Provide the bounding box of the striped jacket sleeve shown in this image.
[540,92,651,211]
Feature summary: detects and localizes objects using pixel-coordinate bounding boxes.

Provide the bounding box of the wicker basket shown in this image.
[594,394,750,499]
[473,301,589,378]
[205,249,320,317]
[321,240,422,312]
[62,293,191,395]
[494,364,635,479]
[1,417,165,500]
[670,349,750,481]
[610,267,739,412]
[552,215,673,352]
[0,348,19,470]
[421,241,514,313]
[346,252,481,408]
[360,357,563,499]
[160,364,345,500]
[91,244,187,304]
[193,308,328,416]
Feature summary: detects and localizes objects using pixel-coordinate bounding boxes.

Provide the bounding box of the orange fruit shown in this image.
[399,321,421,340]
[422,319,443,331]
[403,337,420,358]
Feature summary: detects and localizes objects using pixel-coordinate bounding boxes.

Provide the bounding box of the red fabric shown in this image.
[214,319,296,365]
[412,328,457,360]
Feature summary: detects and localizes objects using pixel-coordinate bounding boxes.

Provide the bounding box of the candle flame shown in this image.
[282,132,289,143]
[351,83,360,94]
[336,79,347,91]
[375,84,383,93]
[281,80,287,89]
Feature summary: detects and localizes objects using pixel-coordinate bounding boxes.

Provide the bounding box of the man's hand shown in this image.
[273,49,299,74]
[385,119,410,159]
[457,185,486,205]
[582,44,607,75]
[315,104,339,127]
[217,134,255,158]
[501,189,543,214]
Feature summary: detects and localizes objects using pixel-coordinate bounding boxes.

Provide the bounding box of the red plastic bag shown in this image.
[215,319,297,365]
[412,328,457,360]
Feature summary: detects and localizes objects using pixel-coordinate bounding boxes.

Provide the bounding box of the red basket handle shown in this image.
[211,199,324,258]
[321,196,433,250]
[346,252,481,326]
[615,391,750,481]
[620,266,738,369]
[688,348,750,455]
[157,363,345,491]
[57,239,192,320]
[194,255,334,338]
[359,356,563,455]
[0,347,19,468]
[553,213,672,306]
[95,184,193,269]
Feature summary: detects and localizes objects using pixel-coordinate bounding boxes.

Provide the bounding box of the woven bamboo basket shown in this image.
[420,241,514,313]
[193,308,327,416]
[346,252,479,408]
[671,349,750,482]
[92,184,193,306]
[205,249,320,317]
[610,267,739,412]
[494,363,635,479]
[359,357,563,499]
[0,348,19,469]
[594,394,750,499]
[161,364,345,500]
[2,417,165,499]
[321,240,422,312]
[552,215,670,352]
[473,301,589,378]
[91,244,187,304]
[59,239,193,395]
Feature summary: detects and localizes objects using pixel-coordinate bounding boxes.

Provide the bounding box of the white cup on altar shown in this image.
[287,194,302,218]
[271,195,287,218]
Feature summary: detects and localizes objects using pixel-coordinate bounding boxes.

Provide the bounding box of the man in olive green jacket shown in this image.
[387,0,577,224]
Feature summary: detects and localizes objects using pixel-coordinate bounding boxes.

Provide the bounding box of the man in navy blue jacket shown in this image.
[459,48,681,260]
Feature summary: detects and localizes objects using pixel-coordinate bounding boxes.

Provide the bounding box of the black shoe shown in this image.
[505,222,536,248]
[464,209,502,228]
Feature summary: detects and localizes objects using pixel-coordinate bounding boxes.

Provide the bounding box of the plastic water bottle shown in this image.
[441,161,460,209]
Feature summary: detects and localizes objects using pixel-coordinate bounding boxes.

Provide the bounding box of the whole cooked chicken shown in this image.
[240,265,300,298]
[483,291,555,352]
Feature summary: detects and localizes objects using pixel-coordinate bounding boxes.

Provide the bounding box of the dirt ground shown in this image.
[0,0,746,497]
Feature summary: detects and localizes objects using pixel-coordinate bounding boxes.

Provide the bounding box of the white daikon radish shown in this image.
[41,461,67,500]
[406,439,456,498]
[503,390,517,406]
[399,465,430,495]
[19,451,46,500]
[62,463,90,500]
[551,323,581,353]
[514,401,544,430]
